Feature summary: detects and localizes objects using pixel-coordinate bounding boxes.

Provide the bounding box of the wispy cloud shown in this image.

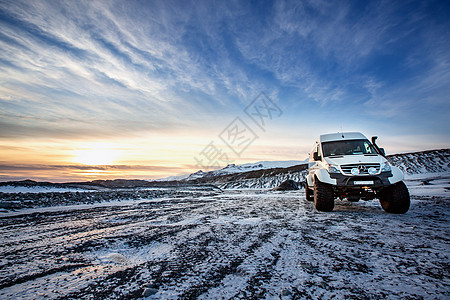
[231,0,449,109]
[0,0,251,139]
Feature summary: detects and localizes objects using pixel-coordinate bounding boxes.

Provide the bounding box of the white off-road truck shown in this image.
[305,132,410,213]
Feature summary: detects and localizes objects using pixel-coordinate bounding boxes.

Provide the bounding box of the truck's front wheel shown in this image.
[378,181,410,214]
[314,179,334,212]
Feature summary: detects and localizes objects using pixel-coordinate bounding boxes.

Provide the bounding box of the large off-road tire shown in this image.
[305,183,314,201]
[379,181,410,214]
[314,179,334,212]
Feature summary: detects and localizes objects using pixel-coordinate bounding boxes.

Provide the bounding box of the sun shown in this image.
[73,145,120,165]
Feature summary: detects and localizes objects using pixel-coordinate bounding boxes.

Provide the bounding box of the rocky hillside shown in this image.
[387,149,450,175]
[189,164,308,189]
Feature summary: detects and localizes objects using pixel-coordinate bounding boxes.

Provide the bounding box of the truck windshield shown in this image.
[322,139,377,157]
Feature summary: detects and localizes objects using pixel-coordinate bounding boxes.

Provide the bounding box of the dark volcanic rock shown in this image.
[272,179,300,191]
[0,201,22,209]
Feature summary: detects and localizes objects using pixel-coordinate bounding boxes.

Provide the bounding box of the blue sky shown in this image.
[0,0,449,181]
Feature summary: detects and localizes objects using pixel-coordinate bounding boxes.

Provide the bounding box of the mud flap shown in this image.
[388,166,404,184]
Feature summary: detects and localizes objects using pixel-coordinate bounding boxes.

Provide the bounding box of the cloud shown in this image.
[229,0,449,109]
[0,0,448,161]
[0,0,245,139]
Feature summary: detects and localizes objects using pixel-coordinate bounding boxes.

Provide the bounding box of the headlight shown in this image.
[381,162,391,172]
[368,167,377,175]
[327,164,340,174]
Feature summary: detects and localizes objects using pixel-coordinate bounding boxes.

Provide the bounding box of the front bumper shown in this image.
[330,171,393,188]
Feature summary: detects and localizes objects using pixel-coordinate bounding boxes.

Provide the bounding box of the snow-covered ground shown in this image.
[0,173,448,299]
[404,172,450,197]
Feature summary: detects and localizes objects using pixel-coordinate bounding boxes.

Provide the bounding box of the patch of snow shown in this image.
[404,171,450,197]
[101,253,129,265]
[185,170,208,181]
[93,242,174,266]
[210,216,262,225]
[153,174,190,181]
[238,160,306,169]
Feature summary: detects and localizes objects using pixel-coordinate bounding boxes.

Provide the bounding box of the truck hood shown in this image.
[324,154,387,166]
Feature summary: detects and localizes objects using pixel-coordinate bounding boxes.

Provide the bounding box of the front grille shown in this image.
[340,163,380,175]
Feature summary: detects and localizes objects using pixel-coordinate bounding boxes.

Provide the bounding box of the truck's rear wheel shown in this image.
[305,183,314,201]
[314,179,334,212]
[379,181,410,214]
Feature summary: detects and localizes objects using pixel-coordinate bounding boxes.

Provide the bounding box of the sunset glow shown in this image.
[72,145,121,166]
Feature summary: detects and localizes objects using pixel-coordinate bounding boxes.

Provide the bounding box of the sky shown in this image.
[0,0,449,182]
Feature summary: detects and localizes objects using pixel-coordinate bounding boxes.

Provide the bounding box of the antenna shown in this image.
[340,124,344,138]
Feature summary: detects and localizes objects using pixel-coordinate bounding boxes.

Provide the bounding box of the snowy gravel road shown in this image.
[0,183,449,299]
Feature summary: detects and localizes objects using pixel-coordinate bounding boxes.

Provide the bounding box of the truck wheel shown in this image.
[305,183,314,201]
[379,181,410,214]
[314,179,334,212]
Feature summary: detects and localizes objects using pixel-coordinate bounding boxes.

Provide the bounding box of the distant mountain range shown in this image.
[0,149,448,190]
[155,160,306,181]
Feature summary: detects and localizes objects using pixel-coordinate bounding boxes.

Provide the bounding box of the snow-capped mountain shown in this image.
[156,160,306,182]
[223,160,306,172]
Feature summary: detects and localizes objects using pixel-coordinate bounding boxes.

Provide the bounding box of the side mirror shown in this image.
[313,152,321,161]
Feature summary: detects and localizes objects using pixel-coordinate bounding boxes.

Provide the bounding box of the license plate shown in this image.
[354,181,373,185]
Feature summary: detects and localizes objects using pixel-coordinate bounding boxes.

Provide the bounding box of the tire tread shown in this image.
[379,181,410,214]
[314,180,334,212]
